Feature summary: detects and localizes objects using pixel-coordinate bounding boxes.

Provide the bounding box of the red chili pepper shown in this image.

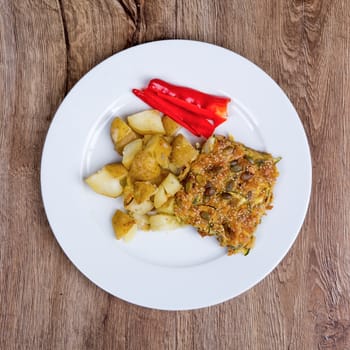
[148,79,231,119]
[132,89,215,138]
[145,86,226,126]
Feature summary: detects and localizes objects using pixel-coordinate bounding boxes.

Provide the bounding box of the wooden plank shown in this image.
[0,0,349,349]
[0,1,68,349]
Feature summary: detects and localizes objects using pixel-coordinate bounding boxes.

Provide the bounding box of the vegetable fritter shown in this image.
[174,135,280,255]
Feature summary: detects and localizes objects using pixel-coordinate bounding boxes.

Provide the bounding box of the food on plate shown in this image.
[122,139,143,169]
[143,135,172,169]
[85,101,280,255]
[148,79,230,122]
[153,184,168,208]
[85,110,188,236]
[149,214,181,231]
[125,198,154,215]
[170,134,199,168]
[112,210,137,241]
[174,135,280,255]
[110,117,138,154]
[133,79,231,138]
[129,151,161,181]
[85,163,127,197]
[162,115,181,136]
[156,197,175,215]
[127,109,165,134]
[161,173,182,196]
[133,181,157,204]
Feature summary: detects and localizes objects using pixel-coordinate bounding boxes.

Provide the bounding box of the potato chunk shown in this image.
[133,181,157,204]
[153,185,168,208]
[156,197,175,215]
[126,199,154,215]
[110,117,138,154]
[85,163,127,198]
[202,135,216,154]
[149,214,181,231]
[170,134,199,167]
[129,151,161,181]
[161,173,182,196]
[132,213,150,231]
[122,139,143,169]
[127,110,165,135]
[123,176,134,207]
[162,115,181,136]
[112,210,137,241]
[144,135,171,168]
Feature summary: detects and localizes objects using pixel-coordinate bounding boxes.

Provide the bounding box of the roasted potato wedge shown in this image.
[170,134,199,167]
[133,181,157,204]
[110,117,138,154]
[148,169,170,186]
[127,109,165,135]
[156,197,175,215]
[144,135,171,169]
[168,162,180,176]
[202,135,216,154]
[131,213,150,231]
[154,185,168,208]
[85,163,127,198]
[162,115,181,136]
[178,164,191,181]
[123,176,134,207]
[126,199,154,215]
[112,210,137,241]
[161,173,182,196]
[122,138,143,169]
[149,214,181,231]
[142,134,153,145]
[129,151,161,181]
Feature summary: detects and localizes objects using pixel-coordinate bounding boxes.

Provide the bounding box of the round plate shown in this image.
[41,40,312,310]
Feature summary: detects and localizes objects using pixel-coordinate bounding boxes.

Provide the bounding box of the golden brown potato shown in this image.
[132,213,150,231]
[170,134,199,168]
[103,163,128,178]
[163,136,174,144]
[156,197,175,215]
[85,163,127,198]
[161,173,182,196]
[149,214,181,231]
[126,199,154,215]
[127,110,165,135]
[144,135,171,169]
[153,185,168,208]
[112,210,137,241]
[122,138,143,169]
[133,181,157,204]
[142,134,153,145]
[178,164,191,181]
[162,115,181,136]
[202,135,216,154]
[129,151,161,181]
[123,176,134,207]
[148,169,170,186]
[110,117,138,154]
[168,162,181,176]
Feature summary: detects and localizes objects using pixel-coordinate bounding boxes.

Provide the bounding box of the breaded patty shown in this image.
[174,135,280,255]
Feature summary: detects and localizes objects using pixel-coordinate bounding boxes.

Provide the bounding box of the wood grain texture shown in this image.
[1,0,349,349]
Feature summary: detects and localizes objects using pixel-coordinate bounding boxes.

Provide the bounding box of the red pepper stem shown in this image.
[132,89,215,138]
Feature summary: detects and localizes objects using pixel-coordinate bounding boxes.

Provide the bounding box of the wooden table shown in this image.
[1,1,349,349]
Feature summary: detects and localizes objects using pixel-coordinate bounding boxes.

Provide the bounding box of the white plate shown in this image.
[41,40,312,310]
